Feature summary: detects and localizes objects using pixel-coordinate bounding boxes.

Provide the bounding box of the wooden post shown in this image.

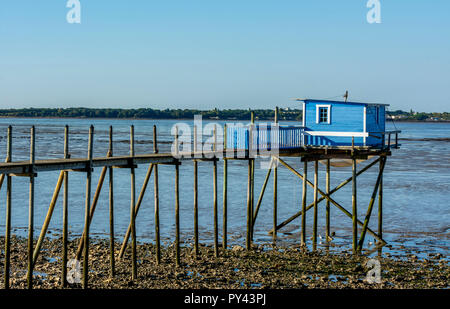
[213,125,219,257]
[83,125,93,289]
[378,156,383,241]
[108,126,115,277]
[301,160,307,246]
[272,157,381,234]
[153,125,161,264]
[193,125,199,256]
[272,157,386,245]
[62,125,69,287]
[358,157,386,251]
[130,125,137,280]
[32,171,64,267]
[222,124,228,250]
[27,126,35,289]
[273,107,278,243]
[246,158,252,250]
[326,159,331,241]
[352,157,357,254]
[252,158,273,225]
[313,160,318,250]
[118,164,154,259]
[4,126,12,289]
[250,113,255,240]
[175,161,180,267]
[174,124,180,266]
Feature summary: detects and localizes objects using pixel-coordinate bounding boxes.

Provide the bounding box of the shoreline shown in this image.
[0,116,449,123]
[0,236,447,289]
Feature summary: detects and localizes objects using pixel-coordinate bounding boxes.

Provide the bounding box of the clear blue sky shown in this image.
[0,0,449,112]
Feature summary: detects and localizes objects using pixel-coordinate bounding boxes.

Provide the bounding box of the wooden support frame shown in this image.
[273,157,387,245]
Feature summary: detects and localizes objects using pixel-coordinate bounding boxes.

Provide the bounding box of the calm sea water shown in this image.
[0,118,448,257]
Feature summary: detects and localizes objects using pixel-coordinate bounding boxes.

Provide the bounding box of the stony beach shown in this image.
[0,235,448,289]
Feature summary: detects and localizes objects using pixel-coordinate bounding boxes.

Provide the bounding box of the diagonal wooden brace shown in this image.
[118,163,154,259]
[274,157,387,245]
[270,157,381,233]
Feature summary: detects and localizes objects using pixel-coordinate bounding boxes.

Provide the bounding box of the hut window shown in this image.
[316,105,331,124]
[375,106,380,124]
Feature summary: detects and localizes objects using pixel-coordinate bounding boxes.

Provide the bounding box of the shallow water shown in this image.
[0,118,448,258]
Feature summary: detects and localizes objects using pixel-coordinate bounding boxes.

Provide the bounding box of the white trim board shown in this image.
[304,131,369,137]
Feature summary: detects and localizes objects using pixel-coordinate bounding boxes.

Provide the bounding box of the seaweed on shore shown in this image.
[0,236,448,289]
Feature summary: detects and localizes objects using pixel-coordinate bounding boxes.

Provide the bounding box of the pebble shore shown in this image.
[0,236,448,289]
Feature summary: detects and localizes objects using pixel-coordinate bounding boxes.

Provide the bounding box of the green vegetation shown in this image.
[0,107,302,121]
[0,107,448,121]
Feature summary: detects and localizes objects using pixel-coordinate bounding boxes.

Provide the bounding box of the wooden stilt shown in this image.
[222,124,228,250]
[76,166,108,260]
[130,125,137,280]
[193,125,199,256]
[326,159,331,241]
[246,158,252,250]
[273,107,278,244]
[4,126,11,289]
[273,158,381,233]
[378,156,383,241]
[213,125,219,257]
[118,163,154,260]
[27,126,35,289]
[175,125,180,266]
[108,126,115,277]
[352,157,357,253]
[252,158,273,225]
[301,160,307,246]
[153,125,161,264]
[175,161,180,267]
[82,125,94,289]
[358,157,386,251]
[274,157,386,245]
[62,125,69,287]
[32,171,65,267]
[313,160,318,250]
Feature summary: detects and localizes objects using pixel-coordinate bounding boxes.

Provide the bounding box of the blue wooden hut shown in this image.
[300,99,389,148]
[226,99,397,151]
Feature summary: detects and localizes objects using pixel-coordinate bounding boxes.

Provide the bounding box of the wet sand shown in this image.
[0,236,448,289]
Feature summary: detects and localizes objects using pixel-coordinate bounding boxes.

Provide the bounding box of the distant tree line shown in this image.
[0,107,447,121]
[387,110,450,121]
[0,107,302,121]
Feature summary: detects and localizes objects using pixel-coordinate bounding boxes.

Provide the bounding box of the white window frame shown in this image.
[316,104,331,124]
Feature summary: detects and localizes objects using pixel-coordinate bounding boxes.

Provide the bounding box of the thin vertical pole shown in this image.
[175,125,180,266]
[130,125,137,280]
[313,160,318,250]
[193,125,199,256]
[246,158,252,250]
[4,126,12,289]
[175,162,180,267]
[108,126,115,277]
[213,125,219,257]
[378,156,383,241]
[222,124,228,250]
[83,125,93,289]
[273,107,278,243]
[27,126,35,289]
[250,113,255,240]
[352,157,358,253]
[62,125,69,287]
[301,160,307,246]
[326,159,331,241]
[153,125,161,264]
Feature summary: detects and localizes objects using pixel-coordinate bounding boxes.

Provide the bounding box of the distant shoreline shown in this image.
[0,115,449,123]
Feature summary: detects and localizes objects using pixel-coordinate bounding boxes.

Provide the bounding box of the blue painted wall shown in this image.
[303,100,386,147]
